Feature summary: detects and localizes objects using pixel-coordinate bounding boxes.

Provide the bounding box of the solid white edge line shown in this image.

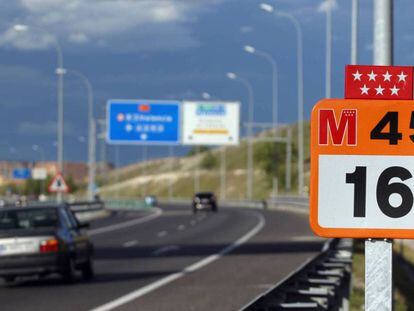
[88,208,163,236]
[90,211,265,311]
[123,240,139,248]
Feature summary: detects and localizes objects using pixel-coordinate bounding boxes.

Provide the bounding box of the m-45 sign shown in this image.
[318,109,357,145]
[311,99,414,238]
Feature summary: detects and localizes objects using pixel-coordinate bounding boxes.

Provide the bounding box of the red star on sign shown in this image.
[345,65,413,100]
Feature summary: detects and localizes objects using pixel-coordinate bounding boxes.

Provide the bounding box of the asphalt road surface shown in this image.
[0,204,325,311]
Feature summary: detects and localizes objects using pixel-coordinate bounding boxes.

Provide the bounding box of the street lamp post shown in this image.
[351,0,359,65]
[201,92,212,100]
[323,0,334,98]
[226,72,254,200]
[260,4,305,196]
[67,70,96,201]
[142,146,148,197]
[13,24,65,202]
[168,146,174,200]
[32,144,46,194]
[243,45,279,130]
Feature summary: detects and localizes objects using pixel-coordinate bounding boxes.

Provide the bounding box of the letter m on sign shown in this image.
[319,109,357,145]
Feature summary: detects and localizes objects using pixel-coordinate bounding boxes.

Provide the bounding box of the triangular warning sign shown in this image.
[48,172,70,193]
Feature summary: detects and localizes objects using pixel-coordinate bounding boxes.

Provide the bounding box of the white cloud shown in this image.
[0,28,55,51]
[68,32,89,44]
[0,0,223,52]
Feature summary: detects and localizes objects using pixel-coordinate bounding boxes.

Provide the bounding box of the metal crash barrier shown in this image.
[68,200,105,213]
[241,239,353,311]
[104,199,151,210]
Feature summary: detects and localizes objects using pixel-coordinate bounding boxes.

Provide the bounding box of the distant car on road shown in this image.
[0,205,94,284]
[192,192,218,213]
[145,195,158,207]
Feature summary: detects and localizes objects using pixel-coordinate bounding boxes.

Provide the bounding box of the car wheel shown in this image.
[63,257,76,284]
[81,258,94,281]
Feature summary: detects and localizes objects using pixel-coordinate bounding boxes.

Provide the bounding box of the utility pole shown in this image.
[226,72,254,200]
[194,146,200,193]
[366,1,393,310]
[220,147,226,200]
[67,70,95,201]
[168,146,174,200]
[89,119,96,200]
[325,0,333,98]
[142,146,147,197]
[286,127,292,192]
[115,146,120,199]
[351,0,359,65]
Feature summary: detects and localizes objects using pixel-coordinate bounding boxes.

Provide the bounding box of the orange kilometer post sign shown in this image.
[310,65,414,238]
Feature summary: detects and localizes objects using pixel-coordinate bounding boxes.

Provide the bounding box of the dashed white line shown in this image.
[190,220,197,226]
[157,231,168,238]
[91,212,265,311]
[88,208,163,236]
[123,240,139,248]
[151,245,180,256]
[177,224,185,231]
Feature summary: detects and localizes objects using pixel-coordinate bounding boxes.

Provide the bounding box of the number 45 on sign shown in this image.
[310,98,414,239]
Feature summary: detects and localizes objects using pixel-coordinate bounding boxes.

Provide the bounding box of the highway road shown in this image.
[0,204,325,311]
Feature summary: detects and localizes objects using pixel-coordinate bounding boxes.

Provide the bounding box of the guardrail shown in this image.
[68,200,105,213]
[269,196,308,207]
[241,239,353,311]
[160,198,267,209]
[104,199,150,210]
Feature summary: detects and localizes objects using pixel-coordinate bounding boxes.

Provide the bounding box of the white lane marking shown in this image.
[123,240,139,248]
[177,224,185,231]
[151,245,180,256]
[88,208,162,236]
[90,212,265,311]
[190,220,197,226]
[157,231,168,238]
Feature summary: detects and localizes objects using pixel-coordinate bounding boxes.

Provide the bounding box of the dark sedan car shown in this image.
[192,192,218,213]
[0,205,94,284]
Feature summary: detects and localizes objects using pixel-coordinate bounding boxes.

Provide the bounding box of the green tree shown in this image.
[254,142,292,189]
[200,151,218,169]
[65,176,79,193]
[187,146,210,156]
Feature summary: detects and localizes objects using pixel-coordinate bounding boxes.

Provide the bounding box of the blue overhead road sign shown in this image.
[12,168,31,179]
[107,100,180,145]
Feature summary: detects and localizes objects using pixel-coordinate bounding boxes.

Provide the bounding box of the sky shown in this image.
[0,0,414,166]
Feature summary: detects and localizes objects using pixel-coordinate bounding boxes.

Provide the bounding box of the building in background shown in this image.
[0,161,95,186]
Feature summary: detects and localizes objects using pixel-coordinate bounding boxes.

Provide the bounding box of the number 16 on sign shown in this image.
[310,99,414,239]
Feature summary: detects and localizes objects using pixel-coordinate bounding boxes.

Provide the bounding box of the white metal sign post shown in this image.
[310,2,405,309]
[367,1,393,309]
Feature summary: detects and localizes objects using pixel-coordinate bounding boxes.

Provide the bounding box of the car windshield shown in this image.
[196,193,214,198]
[0,208,58,230]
